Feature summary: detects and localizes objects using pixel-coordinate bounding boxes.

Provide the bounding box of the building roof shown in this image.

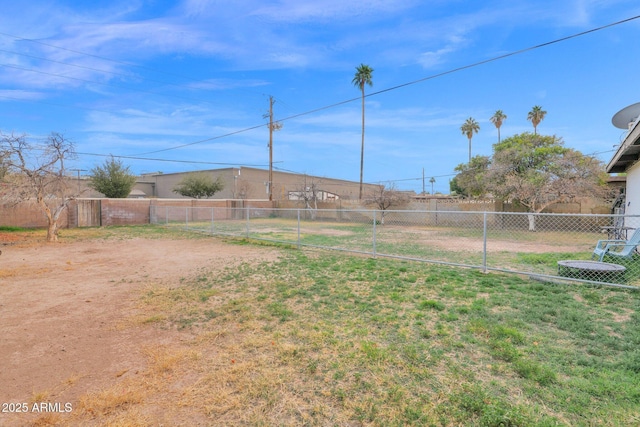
[607,116,640,173]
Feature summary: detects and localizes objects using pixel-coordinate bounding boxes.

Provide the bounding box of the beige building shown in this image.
[133,167,380,201]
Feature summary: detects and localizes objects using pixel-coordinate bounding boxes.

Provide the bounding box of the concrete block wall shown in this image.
[1,196,611,230]
[100,199,151,226]
[150,199,274,223]
[0,201,69,228]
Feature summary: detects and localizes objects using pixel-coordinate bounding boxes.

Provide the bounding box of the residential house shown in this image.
[607,102,640,217]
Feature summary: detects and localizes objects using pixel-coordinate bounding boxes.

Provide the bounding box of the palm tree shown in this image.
[429,176,436,194]
[352,63,374,200]
[527,105,547,135]
[489,110,507,143]
[460,117,480,163]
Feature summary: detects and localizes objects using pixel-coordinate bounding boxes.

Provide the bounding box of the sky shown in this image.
[1,0,640,195]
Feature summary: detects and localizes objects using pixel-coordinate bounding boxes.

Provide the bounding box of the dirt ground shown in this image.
[0,226,599,426]
[0,235,278,426]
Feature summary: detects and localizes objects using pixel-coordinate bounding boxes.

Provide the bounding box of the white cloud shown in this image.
[187,79,270,90]
[83,106,243,136]
[0,89,45,100]
[249,0,417,23]
[418,45,457,69]
[293,105,462,132]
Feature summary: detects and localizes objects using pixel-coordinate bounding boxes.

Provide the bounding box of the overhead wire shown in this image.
[131,14,640,156]
[0,15,636,179]
[362,146,619,189]
[74,151,270,167]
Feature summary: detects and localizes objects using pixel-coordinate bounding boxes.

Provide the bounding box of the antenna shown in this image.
[612,102,640,130]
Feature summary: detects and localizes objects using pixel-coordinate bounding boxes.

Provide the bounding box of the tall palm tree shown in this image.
[489,110,507,143]
[429,176,436,195]
[460,117,480,163]
[352,63,374,200]
[527,105,547,135]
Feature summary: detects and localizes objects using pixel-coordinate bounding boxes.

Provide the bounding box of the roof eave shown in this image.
[607,120,640,173]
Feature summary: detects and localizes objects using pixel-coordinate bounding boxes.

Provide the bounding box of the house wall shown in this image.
[625,161,640,217]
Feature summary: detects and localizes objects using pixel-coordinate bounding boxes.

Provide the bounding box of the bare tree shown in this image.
[365,182,410,224]
[291,177,323,220]
[235,178,252,200]
[1,132,79,242]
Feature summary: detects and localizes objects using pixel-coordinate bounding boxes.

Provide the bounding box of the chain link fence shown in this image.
[151,205,640,289]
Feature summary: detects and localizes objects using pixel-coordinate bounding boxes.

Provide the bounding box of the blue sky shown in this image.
[1,0,639,194]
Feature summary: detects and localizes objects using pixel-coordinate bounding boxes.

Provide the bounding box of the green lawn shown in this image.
[174,218,640,286]
[141,241,640,426]
[9,224,637,425]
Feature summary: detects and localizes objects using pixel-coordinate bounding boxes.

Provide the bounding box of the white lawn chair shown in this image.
[592,228,640,262]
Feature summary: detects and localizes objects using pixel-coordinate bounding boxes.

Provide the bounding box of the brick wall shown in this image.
[150,199,274,223]
[1,196,610,230]
[101,199,151,226]
[0,200,70,228]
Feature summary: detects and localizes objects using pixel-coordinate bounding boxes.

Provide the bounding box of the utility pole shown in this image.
[71,168,87,193]
[422,168,425,194]
[264,96,282,201]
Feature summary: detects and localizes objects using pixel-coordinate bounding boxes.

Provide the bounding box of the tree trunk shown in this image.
[46,221,59,242]
[527,214,536,232]
[359,85,365,200]
[38,199,58,242]
[312,198,317,220]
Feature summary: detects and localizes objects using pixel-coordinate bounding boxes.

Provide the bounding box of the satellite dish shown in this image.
[612,102,640,129]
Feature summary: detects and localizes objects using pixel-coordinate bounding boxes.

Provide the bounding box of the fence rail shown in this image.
[151,206,640,289]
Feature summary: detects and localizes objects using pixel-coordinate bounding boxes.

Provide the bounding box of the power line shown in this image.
[75,151,271,168]
[130,14,640,156]
[12,134,274,168]
[133,124,270,156]
[367,15,640,98]
[372,146,617,188]
[2,15,635,171]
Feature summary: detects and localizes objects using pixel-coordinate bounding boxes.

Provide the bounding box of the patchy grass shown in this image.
[69,244,640,426]
[0,224,213,245]
[0,225,28,232]
[177,218,640,286]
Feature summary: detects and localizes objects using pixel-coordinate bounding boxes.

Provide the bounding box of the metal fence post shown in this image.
[297,209,301,249]
[147,206,640,289]
[245,207,250,238]
[483,212,487,273]
[373,210,377,257]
